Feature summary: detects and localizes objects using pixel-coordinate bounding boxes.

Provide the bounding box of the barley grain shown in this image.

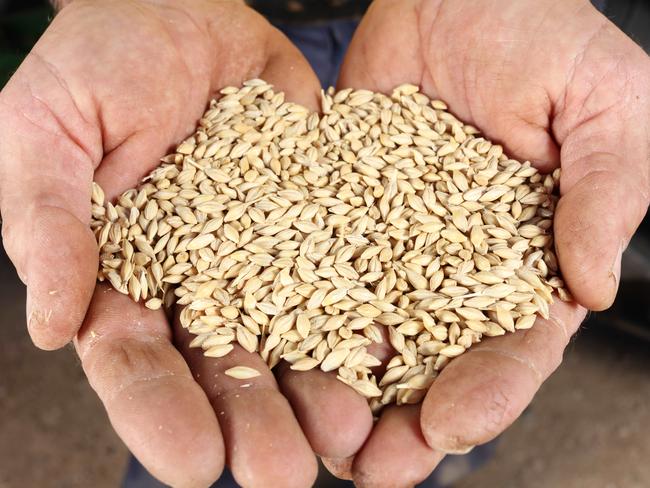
[91,80,568,410]
[224,366,261,379]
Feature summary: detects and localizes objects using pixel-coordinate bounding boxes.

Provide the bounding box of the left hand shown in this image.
[329,0,650,485]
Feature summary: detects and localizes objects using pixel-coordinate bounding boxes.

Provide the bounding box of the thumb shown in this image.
[0,55,100,349]
[553,43,650,311]
[553,161,647,311]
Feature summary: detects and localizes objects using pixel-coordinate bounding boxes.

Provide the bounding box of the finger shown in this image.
[421,299,586,453]
[321,455,355,481]
[336,0,421,94]
[553,123,649,311]
[74,285,225,487]
[553,170,641,311]
[352,405,444,488]
[256,27,321,111]
[277,364,374,458]
[92,3,322,196]
[175,319,318,488]
[199,2,321,111]
[0,56,100,349]
[550,20,650,311]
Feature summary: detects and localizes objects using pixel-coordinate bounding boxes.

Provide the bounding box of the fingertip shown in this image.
[589,240,623,311]
[278,366,373,458]
[26,294,71,350]
[109,377,225,488]
[321,455,354,481]
[26,282,92,350]
[352,405,443,488]
[420,352,537,453]
[221,389,318,488]
[24,206,97,349]
[554,192,621,311]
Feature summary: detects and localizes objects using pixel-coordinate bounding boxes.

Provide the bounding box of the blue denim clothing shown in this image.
[274,19,358,88]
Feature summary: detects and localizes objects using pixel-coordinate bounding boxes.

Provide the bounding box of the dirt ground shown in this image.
[1,244,649,488]
[457,324,650,488]
[0,249,128,488]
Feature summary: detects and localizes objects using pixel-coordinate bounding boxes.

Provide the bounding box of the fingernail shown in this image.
[26,288,35,331]
[26,289,52,335]
[610,242,624,290]
[440,444,475,455]
[321,456,354,480]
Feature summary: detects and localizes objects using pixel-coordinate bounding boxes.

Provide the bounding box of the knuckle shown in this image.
[82,336,184,401]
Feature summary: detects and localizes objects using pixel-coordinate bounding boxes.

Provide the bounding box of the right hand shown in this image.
[0,1,370,486]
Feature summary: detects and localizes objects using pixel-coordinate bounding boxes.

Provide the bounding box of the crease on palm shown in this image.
[31,3,267,199]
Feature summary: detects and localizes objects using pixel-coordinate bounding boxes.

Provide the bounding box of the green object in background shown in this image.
[0,5,52,87]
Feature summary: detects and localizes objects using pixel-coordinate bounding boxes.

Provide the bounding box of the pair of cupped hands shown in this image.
[0,0,648,486]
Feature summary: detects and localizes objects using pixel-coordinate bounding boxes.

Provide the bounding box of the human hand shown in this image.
[0,0,319,350]
[0,1,362,486]
[332,0,650,485]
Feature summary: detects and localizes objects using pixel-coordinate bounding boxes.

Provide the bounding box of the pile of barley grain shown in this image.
[90,80,569,411]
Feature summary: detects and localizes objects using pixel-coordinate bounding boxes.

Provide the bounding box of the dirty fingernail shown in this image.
[610,242,624,291]
[439,444,475,455]
[322,455,354,480]
[26,288,36,331]
[25,289,53,344]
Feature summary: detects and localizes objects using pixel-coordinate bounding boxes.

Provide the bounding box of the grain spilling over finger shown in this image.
[91,80,569,410]
[277,363,373,458]
[174,316,318,488]
[421,300,586,453]
[224,365,261,379]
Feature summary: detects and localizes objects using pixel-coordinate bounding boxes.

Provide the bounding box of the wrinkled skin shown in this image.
[0,0,648,487]
[333,1,650,485]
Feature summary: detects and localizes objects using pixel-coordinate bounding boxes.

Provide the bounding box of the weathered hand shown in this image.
[0,1,350,486]
[331,0,650,485]
[0,0,318,350]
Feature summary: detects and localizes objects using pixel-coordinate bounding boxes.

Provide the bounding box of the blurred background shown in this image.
[0,1,649,487]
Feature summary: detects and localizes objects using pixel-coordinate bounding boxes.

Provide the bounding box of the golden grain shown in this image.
[91,81,567,410]
[224,366,261,379]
